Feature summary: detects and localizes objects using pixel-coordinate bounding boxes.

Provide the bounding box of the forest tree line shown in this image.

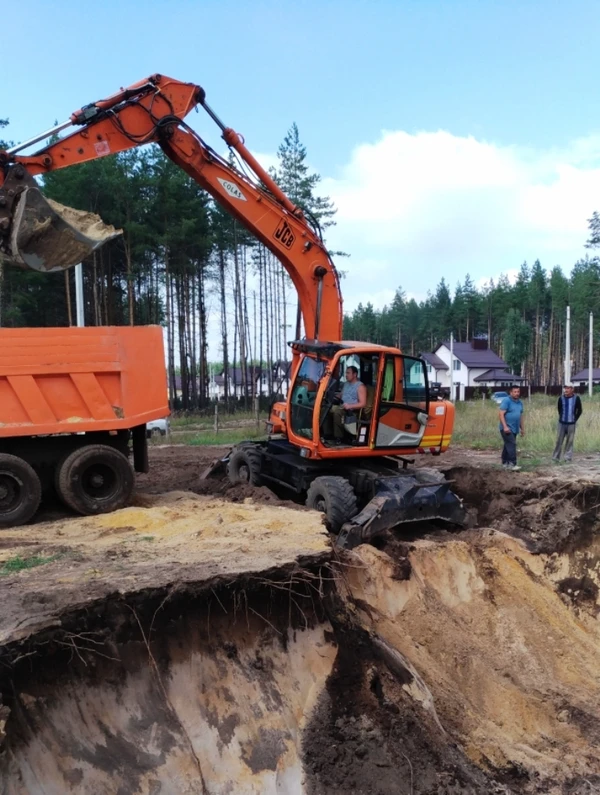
[2,117,600,405]
[344,232,600,385]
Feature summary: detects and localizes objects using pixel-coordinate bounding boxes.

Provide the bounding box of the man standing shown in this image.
[498,385,525,471]
[552,384,582,462]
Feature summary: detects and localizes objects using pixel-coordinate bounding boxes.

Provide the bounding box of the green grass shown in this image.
[453,394,600,455]
[0,554,58,576]
[187,428,267,446]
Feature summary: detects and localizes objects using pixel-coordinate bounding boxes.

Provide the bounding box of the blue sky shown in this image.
[4,0,600,345]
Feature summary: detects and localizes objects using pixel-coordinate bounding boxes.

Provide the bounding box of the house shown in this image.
[472,369,525,387]
[422,339,522,397]
[271,360,291,397]
[421,353,449,382]
[572,368,600,386]
[219,367,264,398]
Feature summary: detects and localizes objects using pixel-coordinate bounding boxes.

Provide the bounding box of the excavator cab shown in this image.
[286,343,431,456]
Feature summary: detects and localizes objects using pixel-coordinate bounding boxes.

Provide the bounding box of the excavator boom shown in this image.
[0,74,342,341]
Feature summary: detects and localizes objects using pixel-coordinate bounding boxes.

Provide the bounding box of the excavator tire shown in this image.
[0,454,42,528]
[227,445,263,486]
[306,476,358,534]
[56,444,134,516]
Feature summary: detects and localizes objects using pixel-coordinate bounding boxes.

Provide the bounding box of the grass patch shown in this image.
[187,428,267,446]
[454,394,600,456]
[0,554,58,576]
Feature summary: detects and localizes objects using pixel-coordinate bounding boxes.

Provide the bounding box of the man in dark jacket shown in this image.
[552,384,582,462]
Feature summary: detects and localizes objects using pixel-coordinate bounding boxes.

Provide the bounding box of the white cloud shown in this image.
[321,130,600,310]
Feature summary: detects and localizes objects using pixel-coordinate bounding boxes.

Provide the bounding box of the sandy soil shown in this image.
[2,444,600,793]
[0,490,329,647]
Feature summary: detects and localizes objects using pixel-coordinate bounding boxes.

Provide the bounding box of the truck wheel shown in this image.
[0,454,42,528]
[56,445,134,516]
[306,476,358,533]
[227,445,263,486]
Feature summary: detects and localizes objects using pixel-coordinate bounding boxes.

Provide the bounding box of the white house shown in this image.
[422,340,523,396]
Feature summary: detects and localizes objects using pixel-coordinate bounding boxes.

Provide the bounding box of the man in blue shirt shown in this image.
[498,385,525,471]
[552,384,582,462]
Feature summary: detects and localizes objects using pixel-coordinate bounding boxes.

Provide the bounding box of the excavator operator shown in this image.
[331,366,367,441]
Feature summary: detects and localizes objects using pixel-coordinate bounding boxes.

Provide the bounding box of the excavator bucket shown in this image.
[336,472,466,550]
[3,187,121,272]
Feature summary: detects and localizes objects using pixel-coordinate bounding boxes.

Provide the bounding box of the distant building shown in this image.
[209,362,292,399]
[571,368,600,386]
[422,339,523,395]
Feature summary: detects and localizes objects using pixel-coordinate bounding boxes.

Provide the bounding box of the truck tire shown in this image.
[306,476,358,533]
[227,445,263,486]
[0,454,42,528]
[56,445,135,516]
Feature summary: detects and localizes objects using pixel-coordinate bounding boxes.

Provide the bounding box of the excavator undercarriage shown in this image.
[201,440,466,550]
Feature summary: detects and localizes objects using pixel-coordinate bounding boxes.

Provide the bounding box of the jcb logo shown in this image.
[274,219,295,249]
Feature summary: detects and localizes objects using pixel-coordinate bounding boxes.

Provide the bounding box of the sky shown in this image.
[4,0,600,354]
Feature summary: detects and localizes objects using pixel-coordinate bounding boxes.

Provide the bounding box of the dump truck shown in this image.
[0,326,168,526]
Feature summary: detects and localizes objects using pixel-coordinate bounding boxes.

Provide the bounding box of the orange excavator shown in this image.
[0,74,464,546]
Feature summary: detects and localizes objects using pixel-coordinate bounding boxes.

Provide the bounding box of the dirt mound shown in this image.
[444,465,600,553]
[0,491,329,646]
[138,446,299,509]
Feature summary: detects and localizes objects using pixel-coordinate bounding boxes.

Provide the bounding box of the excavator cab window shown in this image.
[374,355,429,448]
[289,355,326,440]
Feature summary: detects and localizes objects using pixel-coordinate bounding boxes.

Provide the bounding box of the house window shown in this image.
[453,360,461,371]
[426,364,432,374]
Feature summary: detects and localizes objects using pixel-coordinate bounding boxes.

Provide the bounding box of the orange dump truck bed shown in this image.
[0,326,168,437]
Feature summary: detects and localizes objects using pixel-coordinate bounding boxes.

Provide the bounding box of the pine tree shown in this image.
[585,211,600,249]
[504,309,531,375]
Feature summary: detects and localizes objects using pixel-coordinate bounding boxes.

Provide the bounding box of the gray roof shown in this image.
[215,367,263,386]
[421,352,448,370]
[437,341,507,369]
[572,368,600,381]
[473,368,524,383]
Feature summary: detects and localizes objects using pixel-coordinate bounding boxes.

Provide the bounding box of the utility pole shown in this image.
[589,311,594,397]
[75,263,84,327]
[449,332,455,402]
[565,305,571,385]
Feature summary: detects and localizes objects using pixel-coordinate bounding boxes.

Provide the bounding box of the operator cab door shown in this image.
[373,355,429,449]
[288,354,325,442]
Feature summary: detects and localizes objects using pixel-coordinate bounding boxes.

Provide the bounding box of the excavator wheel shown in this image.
[56,444,135,515]
[306,476,358,534]
[227,445,263,486]
[0,454,42,528]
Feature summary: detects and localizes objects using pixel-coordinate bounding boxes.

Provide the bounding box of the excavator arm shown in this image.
[0,74,342,341]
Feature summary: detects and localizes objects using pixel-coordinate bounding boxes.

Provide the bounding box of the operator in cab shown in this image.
[331,366,367,441]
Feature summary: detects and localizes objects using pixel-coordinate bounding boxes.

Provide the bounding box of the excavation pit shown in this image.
[2,451,600,794]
